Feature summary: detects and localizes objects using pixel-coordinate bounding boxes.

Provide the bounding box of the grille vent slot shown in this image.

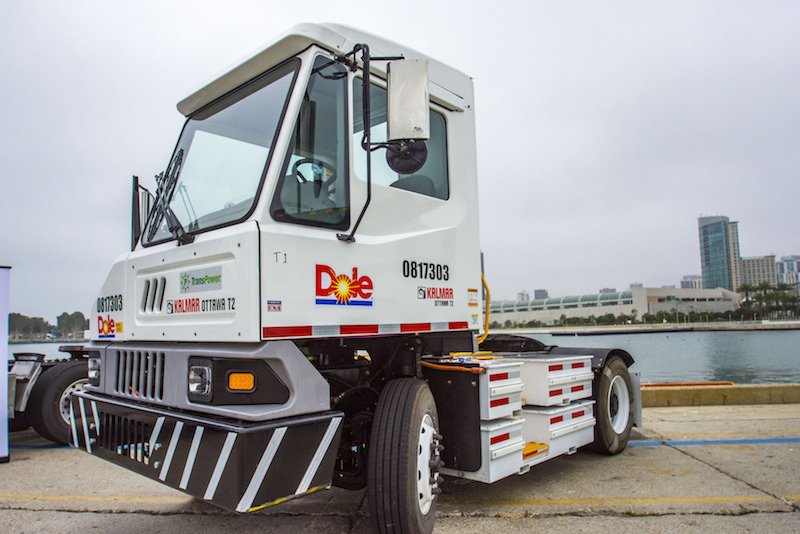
[141,277,166,312]
[113,350,165,401]
[99,411,152,464]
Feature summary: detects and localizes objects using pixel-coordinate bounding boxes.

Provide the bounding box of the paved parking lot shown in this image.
[2,404,799,533]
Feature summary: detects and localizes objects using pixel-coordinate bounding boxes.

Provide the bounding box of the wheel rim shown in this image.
[607,375,631,434]
[416,413,439,515]
[58,379,88,425]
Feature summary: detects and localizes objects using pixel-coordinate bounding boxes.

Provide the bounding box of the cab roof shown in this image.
[177,23,474,117]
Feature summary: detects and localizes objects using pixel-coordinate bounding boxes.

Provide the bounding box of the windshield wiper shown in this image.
[164,203,194,245]
[145,149,194,245]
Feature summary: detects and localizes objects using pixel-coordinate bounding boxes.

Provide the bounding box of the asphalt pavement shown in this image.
[2,404,799,533]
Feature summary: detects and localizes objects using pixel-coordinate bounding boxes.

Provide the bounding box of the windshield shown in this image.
[143,59,299,245]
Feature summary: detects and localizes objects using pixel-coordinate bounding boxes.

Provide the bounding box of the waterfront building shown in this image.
[777,256,800,287]
[490,287,739,326]
[740,255,777,287]
[681,275,703,289]
[698,216,741,291]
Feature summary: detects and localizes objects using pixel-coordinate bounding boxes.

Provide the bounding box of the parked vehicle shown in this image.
[67,24,641,534]
[8,347,88,443]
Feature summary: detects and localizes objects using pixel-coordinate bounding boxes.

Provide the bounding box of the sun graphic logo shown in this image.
[315,264,373,306]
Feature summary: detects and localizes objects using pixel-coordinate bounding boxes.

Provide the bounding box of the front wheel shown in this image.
[368,379,443,534]
[27,361,88,444]
[591,356,634,454]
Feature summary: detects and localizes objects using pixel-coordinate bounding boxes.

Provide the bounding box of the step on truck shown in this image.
[69,24,642,534]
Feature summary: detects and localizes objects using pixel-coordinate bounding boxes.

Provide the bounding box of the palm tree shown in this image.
[737,283,754,319]
[756,281,774,312]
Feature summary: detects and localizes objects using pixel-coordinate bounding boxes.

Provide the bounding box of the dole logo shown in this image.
[315,264,373,306]
[98,315,116,338]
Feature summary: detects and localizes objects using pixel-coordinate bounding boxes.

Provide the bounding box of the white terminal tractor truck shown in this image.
[68,24,641,534]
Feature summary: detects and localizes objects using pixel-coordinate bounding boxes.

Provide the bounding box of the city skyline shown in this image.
[2,2,799,321]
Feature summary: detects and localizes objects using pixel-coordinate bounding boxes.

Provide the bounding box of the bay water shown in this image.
[9,330,800,384]
[528,330,800,384]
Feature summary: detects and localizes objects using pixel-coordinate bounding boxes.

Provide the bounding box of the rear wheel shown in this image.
[27,361,88,444]
[592,356,633,454]
[368,378,443,534]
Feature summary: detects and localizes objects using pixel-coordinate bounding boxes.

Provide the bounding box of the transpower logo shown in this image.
[180,273,191,293]
[180,266,223,294]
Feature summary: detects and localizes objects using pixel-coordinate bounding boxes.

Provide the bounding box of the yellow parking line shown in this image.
[445,495,783,507]
[656,430,800,438]
[0,493,190,505]
[1,493,796,510]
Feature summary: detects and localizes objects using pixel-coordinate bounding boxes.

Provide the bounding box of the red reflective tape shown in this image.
[549,364,563,372]
[571,385,584,392]
[449,321,469,330]
[572,362,585,368]
[549,388,563,397]
[572,411,585,419]
[340,324,380,336]
[262,326,313,338]
[490,432,510,445]
[550,416,563,424]
[489,372,509,382]
[490,397,509,408]
[401,323,431,333]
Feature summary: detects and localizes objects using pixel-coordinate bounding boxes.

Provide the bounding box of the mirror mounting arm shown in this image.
[336,45,405,243]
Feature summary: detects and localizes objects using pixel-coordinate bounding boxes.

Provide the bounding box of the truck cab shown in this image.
[78,21,483,521]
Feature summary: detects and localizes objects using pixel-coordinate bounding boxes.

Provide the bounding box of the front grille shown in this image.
[113,349,165,401]
[99,411,152,464]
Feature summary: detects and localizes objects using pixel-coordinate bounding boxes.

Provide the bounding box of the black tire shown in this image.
[27,361,88,444]
[592,356,634,454]
[368,379,442,534]
[9,411,31,432]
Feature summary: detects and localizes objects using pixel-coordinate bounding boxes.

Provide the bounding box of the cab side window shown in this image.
[271,56,349,229]
[353,80,449,200]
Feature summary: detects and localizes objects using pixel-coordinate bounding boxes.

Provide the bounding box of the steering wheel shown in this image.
[291,158,337,198]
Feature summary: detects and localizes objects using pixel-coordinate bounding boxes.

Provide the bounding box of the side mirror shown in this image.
[131,176,154,251]
[387,59,430,141]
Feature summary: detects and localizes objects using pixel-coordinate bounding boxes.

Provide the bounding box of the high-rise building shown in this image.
[533,289,548,299]
[777,256,800,287]
[698,216,741,291]
[680,275,703,289]
[740,255,777,287]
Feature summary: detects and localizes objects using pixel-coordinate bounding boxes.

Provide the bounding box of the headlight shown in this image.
[88,357,101,386]
[188,364,213,402]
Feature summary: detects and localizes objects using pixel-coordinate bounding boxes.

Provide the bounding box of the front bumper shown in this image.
[70,391,343,512]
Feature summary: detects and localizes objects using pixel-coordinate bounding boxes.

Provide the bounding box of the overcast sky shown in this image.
[2,1,798,321]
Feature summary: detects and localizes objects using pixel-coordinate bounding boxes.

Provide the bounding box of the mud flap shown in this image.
[70,391,343,512]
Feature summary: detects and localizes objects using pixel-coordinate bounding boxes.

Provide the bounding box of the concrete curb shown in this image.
[641,383,800,407]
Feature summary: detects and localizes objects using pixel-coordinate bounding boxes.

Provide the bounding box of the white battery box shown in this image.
[441,417,524,483]
[507,355,594,406]
[521,400,596,467]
